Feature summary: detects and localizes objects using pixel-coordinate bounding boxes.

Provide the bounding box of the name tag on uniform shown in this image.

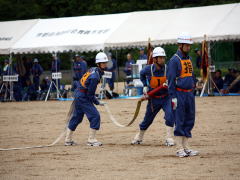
[102,71,112,79]
[3,75,18,82]
[52,72,62,79]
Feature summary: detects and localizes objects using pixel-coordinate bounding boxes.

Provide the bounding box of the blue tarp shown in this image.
[57,93,240,101]
[200,93,240,97]
[58,98,74,101]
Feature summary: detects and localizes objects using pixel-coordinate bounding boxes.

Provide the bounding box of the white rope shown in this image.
[0,129,66,151]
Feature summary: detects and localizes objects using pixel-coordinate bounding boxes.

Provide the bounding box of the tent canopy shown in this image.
[0,19,38,54]
[105,3,240,48]
[11,13,130,54]
[0,3,239,54]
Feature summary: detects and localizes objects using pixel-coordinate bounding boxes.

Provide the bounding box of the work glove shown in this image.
[143,86,148,94]
[171,98,177,110]
[162,82,168,88]
[99,101,106,106]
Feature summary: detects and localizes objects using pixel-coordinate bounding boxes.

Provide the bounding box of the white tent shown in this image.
[105,3,240,48]
[11,13,130,54]
[0,19,38,54]
[6,3,240,54]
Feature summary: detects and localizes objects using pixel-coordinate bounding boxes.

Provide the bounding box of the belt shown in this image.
[79,89,87,93]
[176,87,192,92]
[153,94,168,98]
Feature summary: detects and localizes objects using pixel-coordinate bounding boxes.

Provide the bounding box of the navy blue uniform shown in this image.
[22,59,32,88]
[223,73,235,89]
[40,78,50,92]
[22,84,36,101]
[68,67,103,131]
[167,50,195,137]
[124,60,135,76]
[73,60,87,81]
[139,54,147,60]
[31,63,43,91]
[139,64,174,130]
[213,77,223,92]
[106,58,117,90]
[196,55,201,69]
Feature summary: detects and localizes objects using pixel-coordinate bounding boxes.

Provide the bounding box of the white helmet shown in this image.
[33,58,39,63]
[152,47,166,57]
[95,52,109,63]
[177,34,193,44]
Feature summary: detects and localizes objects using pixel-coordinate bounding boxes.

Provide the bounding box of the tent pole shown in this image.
[208,41,213,95]
[115,49,118,94]
[9,53,14,101]
[70,51,73,90]
[56,53,59,98]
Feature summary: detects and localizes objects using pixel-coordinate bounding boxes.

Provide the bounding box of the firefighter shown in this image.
[167,34,199,157]
[131,47,175,146]
[65,52,108,147]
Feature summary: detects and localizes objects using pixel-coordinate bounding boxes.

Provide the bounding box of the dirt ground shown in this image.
[0,96,240,180]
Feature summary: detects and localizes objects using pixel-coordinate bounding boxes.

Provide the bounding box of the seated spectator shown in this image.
[223,68,235,89]
[213,70,224,92]
[195,79,204,96]
[37,77,51,100]
[229,70,240,93]
[192,74,199,96]
[22,79,37,101]
[40,76,51,92]
[13,81,22,101]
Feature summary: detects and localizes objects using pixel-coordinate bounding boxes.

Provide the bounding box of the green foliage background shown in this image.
[1,0,239,21]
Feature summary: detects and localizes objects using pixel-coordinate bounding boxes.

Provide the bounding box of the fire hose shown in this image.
[105,84,168,127]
